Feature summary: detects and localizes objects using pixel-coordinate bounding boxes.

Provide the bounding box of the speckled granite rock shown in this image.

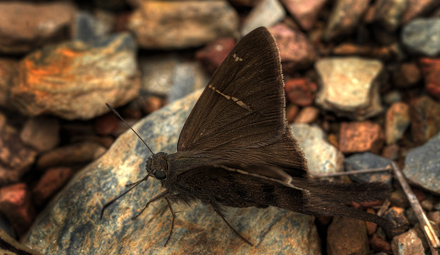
[290,124,344,176]
[344,153,392,184]
[22,91,321,255]
[403,132,440,195]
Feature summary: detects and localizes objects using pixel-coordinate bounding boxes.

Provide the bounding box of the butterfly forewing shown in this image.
[176,27,308,179]
[178,27,285,152]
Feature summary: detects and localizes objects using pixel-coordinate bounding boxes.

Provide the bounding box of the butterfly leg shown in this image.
[164,197,176,247]
[132,190,169,220]
[212,206,253,246]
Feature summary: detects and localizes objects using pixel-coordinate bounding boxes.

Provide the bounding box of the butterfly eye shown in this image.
[154,170,166,180]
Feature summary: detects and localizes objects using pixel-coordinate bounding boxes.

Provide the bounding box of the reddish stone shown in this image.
[32,167,74,207]
[339,121,385,153]
[294,106,319,124]
[0,125,37,186]
[0,183,35,237]
[20,116,60,152]
[370,234,391,252]
[37,142,106,169]
[366,209,378,235]
[285,78,317,106]
[409,96,440,144]
[393,62,421,88]
[382,144,399,161]
[286,104,299,123]
[332,43,401,61]
[412,188,426,202]
[269,24,315,73]
[144,96,164,114]
[419,58,440,100]
[95,112,119,136]
[357,200,385,209]
[195,37,236,74]
[280,0,327,30]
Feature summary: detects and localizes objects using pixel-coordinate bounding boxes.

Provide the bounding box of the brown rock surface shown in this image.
[269,24,315,73]
[339,121,384,153]
[0,2,76,53]
[409,96,440,144]
[10,33,140,120]
[129,1,239,49]
[327,216,369,255]
[0,125,37,186]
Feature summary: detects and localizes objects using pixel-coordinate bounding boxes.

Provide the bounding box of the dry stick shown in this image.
[376,199,391,217]
[390,162,440,255]
[312,166,391,178]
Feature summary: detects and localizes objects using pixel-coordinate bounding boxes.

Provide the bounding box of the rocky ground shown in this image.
[0,0,439,254]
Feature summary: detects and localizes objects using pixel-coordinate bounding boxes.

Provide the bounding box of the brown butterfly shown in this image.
[101,27,393,246]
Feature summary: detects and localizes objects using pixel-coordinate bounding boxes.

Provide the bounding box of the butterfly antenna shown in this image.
[105,103,154,155]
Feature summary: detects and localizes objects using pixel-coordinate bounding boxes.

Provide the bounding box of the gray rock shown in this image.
[241,0,285,36]
[72,11,112,42]
[344,153,392,184]
[140,54,209,101]
[22,91,321,254]
[403,133,440,195]
[290,124,344,176]
[315,57,384,120]
[168,62,209,103]
[402,18,440,57]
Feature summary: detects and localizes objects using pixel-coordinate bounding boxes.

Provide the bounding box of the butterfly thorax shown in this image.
[146,152,169,181]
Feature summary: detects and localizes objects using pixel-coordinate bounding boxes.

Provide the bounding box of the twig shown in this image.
[377,199,391,217]
[312,166,391,178]
[390,162,440,255]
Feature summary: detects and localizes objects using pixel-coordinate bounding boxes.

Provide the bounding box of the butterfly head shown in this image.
[146,152,169,181]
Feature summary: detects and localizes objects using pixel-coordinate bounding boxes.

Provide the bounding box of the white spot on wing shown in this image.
[208,84,251,111]
[232,53,243,62]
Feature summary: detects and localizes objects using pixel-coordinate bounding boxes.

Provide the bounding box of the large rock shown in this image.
[10,33,139,120]
[129,1,239,49]
[0,2,76,54]
[22,91,321,254]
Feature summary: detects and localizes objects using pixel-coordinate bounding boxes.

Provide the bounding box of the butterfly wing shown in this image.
[177,27,308,178]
